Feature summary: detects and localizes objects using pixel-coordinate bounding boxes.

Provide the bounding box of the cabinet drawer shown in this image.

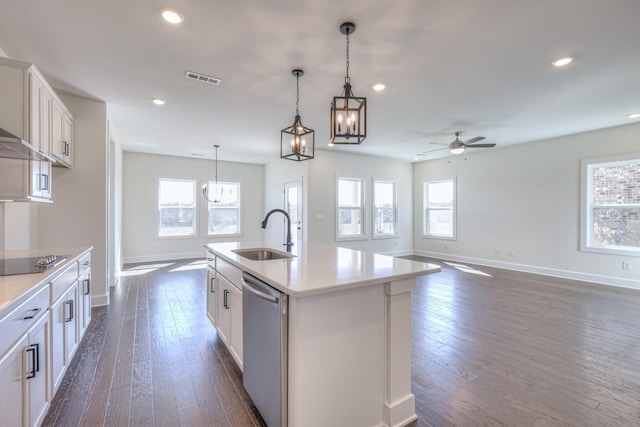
[0,284,49,358]
[51,262,79,303]
[78,252,91,275]
[217,257,242,290]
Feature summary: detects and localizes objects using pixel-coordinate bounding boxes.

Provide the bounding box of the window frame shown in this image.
[372,179,399,239]
[580,154,640,256]
[336,176,367,241]
[206,180,243,237]
[156,176,198,239]
[422,177,457,240]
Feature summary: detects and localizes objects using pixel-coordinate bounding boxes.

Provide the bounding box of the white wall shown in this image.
[3,203,38,250]
[413,122,640,289]
[305,150,414,255]
[264,160,309,243]
[122,152,265,262]
[38,93,109,305]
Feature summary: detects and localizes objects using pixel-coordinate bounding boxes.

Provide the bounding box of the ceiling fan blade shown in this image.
[429,142,449,146]
[464,136,486,144]
[465,143,496,148]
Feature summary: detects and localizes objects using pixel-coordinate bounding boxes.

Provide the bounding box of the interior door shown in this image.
[284,180,303,243]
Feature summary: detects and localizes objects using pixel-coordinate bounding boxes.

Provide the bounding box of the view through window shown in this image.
[157,178,197,237]
[423,178,456,239]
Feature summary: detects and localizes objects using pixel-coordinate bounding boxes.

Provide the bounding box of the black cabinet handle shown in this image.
[223,289,229,309]
[210,277,215,294]
[84,278,91,295]
[23,308,42,320]
[25,343,39,379]
[65,300,74,322]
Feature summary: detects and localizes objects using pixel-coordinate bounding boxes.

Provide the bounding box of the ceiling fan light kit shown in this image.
[329,22,367,145]
[281,69,315,161]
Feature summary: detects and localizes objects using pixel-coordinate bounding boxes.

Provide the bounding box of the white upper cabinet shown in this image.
[0,57,74,202]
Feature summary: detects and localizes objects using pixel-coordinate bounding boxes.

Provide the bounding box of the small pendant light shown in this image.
[330,22,367,145]
[281,69,315,161]
[202,144,223,202]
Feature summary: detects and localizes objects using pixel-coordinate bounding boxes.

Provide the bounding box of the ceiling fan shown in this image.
[417,131,496,156]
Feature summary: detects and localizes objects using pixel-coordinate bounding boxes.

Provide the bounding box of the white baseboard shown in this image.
[412,250,640,291]
[91,293,109,307]
[379,249,415,257]
[121,251,204,265]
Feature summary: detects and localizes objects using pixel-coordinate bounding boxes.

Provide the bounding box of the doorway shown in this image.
[284,180,303,243]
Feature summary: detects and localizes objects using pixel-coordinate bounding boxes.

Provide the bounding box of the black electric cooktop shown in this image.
[0,255,68,276]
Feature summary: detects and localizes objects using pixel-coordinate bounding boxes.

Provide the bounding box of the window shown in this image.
[581,156,640,256]
[157,178,197,238]
[337,177,366,240]
[423,178,456,239]
[373,180,397,238]
[207,181,241,236]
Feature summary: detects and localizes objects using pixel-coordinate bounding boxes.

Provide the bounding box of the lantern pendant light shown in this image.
[281,69,315,161]
[330,22,367,145]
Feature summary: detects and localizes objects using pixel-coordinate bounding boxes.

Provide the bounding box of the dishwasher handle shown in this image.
[242,272,279,303]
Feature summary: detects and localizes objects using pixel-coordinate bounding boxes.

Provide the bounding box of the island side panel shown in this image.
[385,278,418,427]
[288,283,386,427]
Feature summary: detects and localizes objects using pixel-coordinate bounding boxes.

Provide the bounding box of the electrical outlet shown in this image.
[494,248,500,255]
[622,261,631,270]
[508,249,515,257]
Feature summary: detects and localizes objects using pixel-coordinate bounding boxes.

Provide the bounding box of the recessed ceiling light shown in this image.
[161,9,183,24]
[373,83,386,91]
[628,113,640,119]
[152,98,166,105]
[552,56,574,67]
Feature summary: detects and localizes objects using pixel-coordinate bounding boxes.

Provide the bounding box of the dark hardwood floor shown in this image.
[43,257,640,427]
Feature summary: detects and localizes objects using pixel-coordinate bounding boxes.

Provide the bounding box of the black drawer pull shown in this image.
[23,308,42,320]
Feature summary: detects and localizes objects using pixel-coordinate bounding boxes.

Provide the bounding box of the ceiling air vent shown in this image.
[185,71,222,86]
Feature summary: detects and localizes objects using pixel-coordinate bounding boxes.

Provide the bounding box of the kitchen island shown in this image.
[205,241,440,427]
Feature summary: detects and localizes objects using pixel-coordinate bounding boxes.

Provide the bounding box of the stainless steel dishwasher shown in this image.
[241,271,288,427]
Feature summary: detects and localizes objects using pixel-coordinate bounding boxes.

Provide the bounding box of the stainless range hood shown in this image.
[0,127,56,162]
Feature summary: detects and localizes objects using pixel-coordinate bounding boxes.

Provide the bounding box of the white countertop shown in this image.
[205,241,440,297]
[0,247,92,318]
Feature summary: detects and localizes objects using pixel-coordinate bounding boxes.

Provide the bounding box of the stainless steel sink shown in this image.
[231,248,295,261]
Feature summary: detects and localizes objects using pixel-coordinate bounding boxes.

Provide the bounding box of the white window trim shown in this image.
[206,180,243,238]
[422,177,457,241]
[156,176,198,240]
[336,176,367,241]
[580,154,640,257]
[372,179,399,239]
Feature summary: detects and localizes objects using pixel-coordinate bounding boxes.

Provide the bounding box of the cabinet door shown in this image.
[26,313,50,427]
[216,275,232,345]
[228,283,243,366]
[80,270,91,335]
[50,296,66,391]
[0,335,28,427]
[64,284,79,363]
[62,114,73,166]
[206,268,216,327]
[51,102,65,161]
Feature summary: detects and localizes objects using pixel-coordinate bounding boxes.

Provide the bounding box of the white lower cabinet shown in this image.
[206,267,216,327]
[26,313,51,427]
[51,283,79,392]
[213,263,243,370]
[0,291,50,427]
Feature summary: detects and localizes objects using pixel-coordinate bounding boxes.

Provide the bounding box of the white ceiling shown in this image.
[1,0,639,164]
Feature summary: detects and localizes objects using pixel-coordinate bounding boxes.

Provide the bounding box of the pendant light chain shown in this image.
[296,72,300,116]
[345,30,350,84]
